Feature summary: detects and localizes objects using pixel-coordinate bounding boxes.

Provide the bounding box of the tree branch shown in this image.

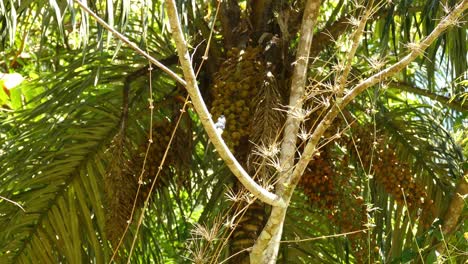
[310,5,425,57]
[251,0,322,263]
[278,0,322,180]
[389,81,468,112]
[336,3,371,96]
[76,0,284,207]
[74,0,186,86]
[291,0,468,194]
[164,0,285,208]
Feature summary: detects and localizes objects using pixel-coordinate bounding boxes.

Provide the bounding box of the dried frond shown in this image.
[250,71,283,144]
[104,133,140,246]
[191,222,220,243]
[225,186,242,203]
[251,141,280,159]
[247,69,284,181]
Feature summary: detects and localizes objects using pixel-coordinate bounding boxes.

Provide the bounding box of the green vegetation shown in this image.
[0,0,466,263]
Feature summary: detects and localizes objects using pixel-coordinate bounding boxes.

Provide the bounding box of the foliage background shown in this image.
[0,0,466,263]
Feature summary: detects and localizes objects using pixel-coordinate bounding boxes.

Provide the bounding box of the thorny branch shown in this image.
[250,0,322,263]
[291,0,468,194]
[252,0,467,262]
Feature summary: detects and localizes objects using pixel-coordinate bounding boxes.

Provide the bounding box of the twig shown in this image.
[336,1,373,95]
[218,247,252,264]
[0,195,26,212]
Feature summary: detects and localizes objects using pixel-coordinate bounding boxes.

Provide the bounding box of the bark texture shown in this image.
[250,0,322,262]
[441,176,467,235]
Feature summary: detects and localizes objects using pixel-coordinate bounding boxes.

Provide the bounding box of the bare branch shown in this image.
[74,0,186,86]
[336,3,372,95]
[342,0,467,108]
[291,0,468,193]
[164,0,285,208]
[310,5,426,57]
[278,0,322,179]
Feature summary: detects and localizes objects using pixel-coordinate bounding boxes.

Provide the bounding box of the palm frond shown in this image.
[0,110,116,262]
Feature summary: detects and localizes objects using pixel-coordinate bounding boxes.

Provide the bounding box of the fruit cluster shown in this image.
[349,133,429,209]
[299,151,337,210]
[210,46,265,149]
[333,192,370,263]
[299,147,371,262]
[134,118,176,193]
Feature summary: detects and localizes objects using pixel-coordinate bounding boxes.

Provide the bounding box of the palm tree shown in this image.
[0,0,466,263]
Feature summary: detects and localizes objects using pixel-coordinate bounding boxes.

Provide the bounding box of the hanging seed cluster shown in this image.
[297,111,347,210]
[373,150,428,207]
[333,155,375,263]
[298,146,371,262]
[370,142,435,228]
[105,137,139,245]
[210,46,265,149]
[299,151,337,210]
[334,189,370,262]
[348,132,429,209]
[134,119,176,197]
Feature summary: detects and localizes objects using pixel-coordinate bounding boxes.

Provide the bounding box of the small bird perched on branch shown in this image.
[214,115,226,135]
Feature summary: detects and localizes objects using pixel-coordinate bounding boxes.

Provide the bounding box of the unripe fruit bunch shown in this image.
[210,46,265,150]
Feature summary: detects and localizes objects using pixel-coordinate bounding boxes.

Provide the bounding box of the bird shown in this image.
[204,115,226,157]
[214,115,226,135]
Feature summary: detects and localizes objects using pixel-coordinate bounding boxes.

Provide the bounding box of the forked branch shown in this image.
[75,0,284,207]
[250,0,322,263]
[291,0,468,189]
[165,0,285,208]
